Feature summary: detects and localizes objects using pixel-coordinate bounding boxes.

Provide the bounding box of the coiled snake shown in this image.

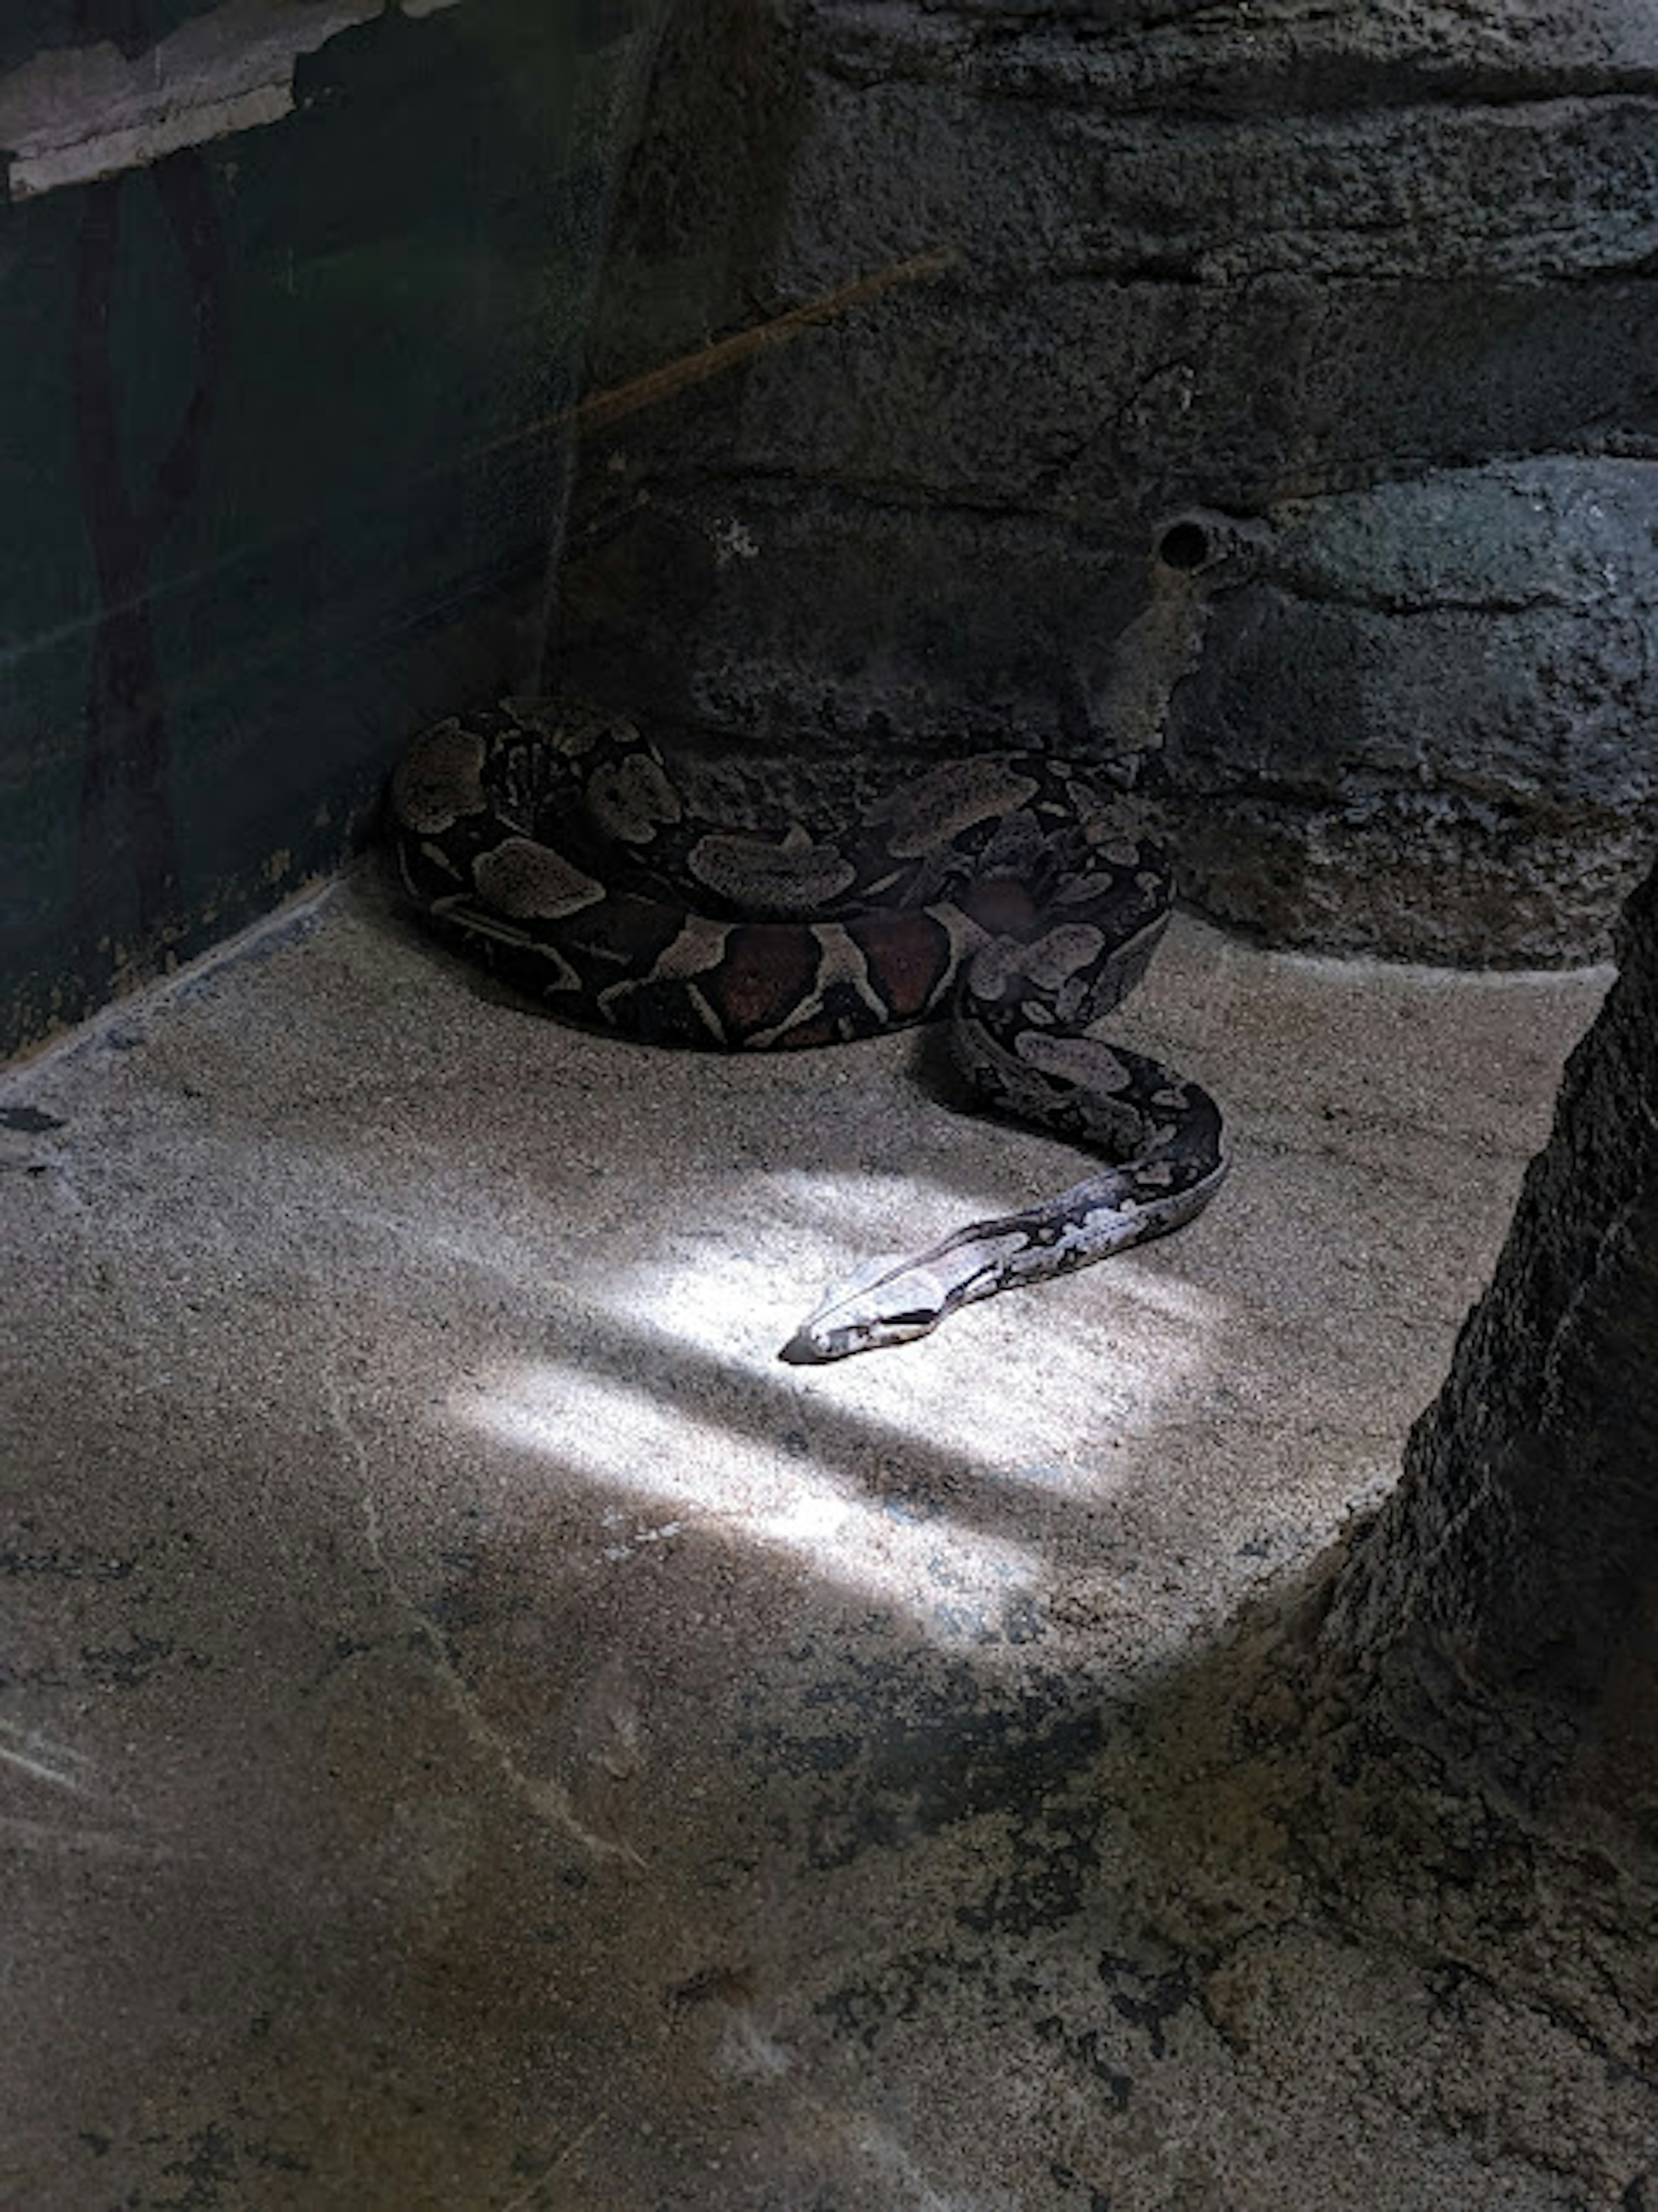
[389,698,1227,1361]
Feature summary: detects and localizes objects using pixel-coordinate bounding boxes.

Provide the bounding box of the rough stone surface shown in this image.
[1082,861,1658,2210]
[4,872,1637,2206]
[553,0,1658,959]
[1164,459,1658,963]
[1317,846,1658,1831]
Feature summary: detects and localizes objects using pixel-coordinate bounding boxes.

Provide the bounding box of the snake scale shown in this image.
[389,697,1227,1361]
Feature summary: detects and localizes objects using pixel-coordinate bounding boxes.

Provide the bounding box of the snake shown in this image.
[388,696,1227,1361]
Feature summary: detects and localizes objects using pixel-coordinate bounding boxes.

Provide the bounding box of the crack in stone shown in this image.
[320,1365,645,1871]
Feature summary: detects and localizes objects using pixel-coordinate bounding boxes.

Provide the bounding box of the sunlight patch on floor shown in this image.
[457,1358,1047,1631]
[616,1159,1230,1343]
[450,1161,1228,1642]
[607,1165,1226,1452]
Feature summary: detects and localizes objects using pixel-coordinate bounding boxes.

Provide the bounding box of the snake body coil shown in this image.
[389,698,1227,1360]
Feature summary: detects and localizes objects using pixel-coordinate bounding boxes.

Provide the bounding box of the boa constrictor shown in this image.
[389,698,1227,1361]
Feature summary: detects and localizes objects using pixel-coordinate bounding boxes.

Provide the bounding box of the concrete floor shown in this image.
[2,873,1626,2209]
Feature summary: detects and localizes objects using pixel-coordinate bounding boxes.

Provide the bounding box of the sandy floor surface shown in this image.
[3,873,1623,2209]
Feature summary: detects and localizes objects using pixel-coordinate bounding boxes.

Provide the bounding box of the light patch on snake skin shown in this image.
[1012,1030,1138,1095]
[391,718,487,833]
[1051,859,1133,908]
[426,899,583,1000]
[472,836,605,921]
[860,864,909,902]
[593,916,736,1036]
[744,922,887,1047]
[1001,910,1168,1026]
[968,921,1107,1002]
[1006,1217,1114,1273]
[645,914,734,980]
[874,757,1039,861]
[585,750,683,847]
[1097,835,1145,869]
[687,984,733,1041]
[505,699,640,761]
[416,836,466,883]
[686,830,858,915]
[997,1205,1145,1280]
[924,897,992,977]
[967,1047,1150,1155]
[814,922,892,1019]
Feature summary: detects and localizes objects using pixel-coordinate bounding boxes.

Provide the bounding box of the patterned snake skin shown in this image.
[389,698,1227,1360]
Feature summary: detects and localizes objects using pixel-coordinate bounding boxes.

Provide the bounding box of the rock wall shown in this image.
[1318,845,1658,1834]
[553,0,1658,960]
[1170,459,1658,962]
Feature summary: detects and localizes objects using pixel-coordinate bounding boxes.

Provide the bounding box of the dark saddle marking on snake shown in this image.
[389,697,1227,1360]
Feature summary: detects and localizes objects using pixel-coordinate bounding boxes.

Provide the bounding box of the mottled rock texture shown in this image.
[1319,846,1658,1844]
[553,0,1658,959]
[1167,459,1658,962]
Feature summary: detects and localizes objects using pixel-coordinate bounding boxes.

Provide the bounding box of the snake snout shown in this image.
[777,1261,948,1362]
[777,1311,938,1363]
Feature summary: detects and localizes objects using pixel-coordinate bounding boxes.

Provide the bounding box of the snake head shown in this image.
[777,1255,949,1364]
